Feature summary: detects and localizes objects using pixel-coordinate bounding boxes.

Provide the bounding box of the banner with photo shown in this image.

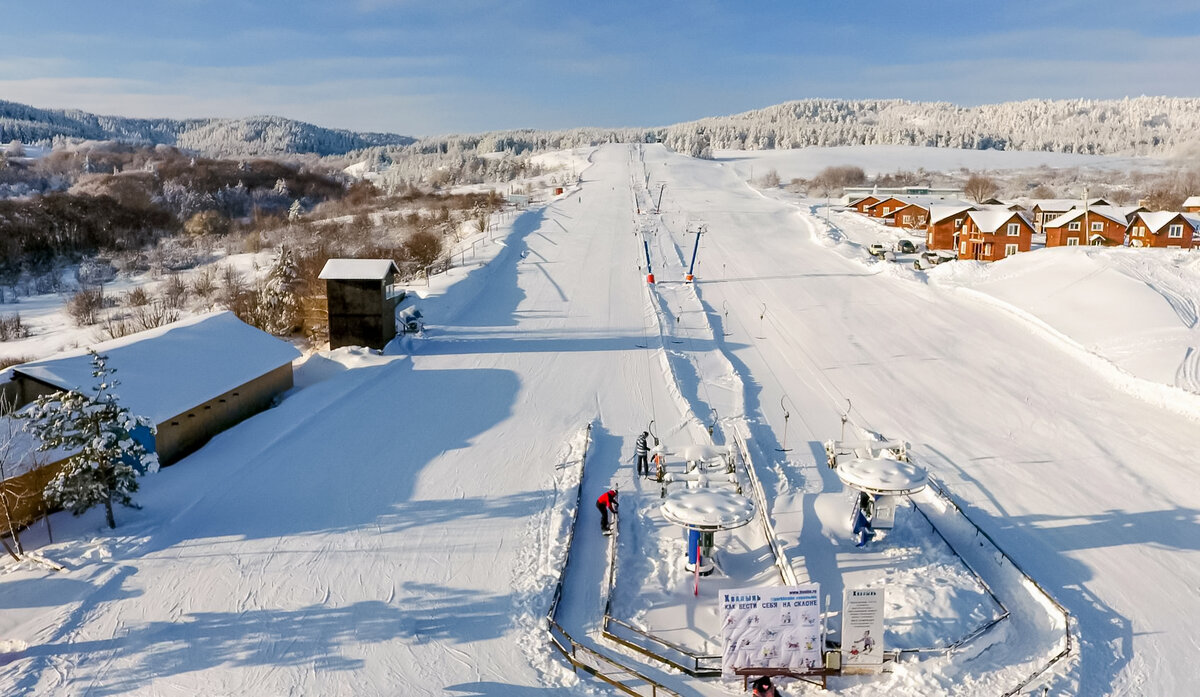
[720,584,822,677]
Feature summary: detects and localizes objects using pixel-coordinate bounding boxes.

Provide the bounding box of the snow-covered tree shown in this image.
[256,246,301,335]
[288,199,303,221]
[18,350,159,529]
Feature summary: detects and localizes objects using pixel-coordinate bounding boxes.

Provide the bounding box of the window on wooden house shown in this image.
[1091,221,1104,232]
[1004,243,1019,256]
[1007,223,1021,236]
[1068,221,1081,231]
[1168,224,1184,238]
[1066,237,1080,246]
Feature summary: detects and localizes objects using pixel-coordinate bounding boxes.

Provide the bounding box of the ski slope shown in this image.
[2,144,1200,696]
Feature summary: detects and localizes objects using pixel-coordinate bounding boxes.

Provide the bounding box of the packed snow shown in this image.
[2,143,1199,696]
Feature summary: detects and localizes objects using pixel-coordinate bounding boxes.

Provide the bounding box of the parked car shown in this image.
[918,250,956,266]
[868,243,888,258]
[894,239,917,254]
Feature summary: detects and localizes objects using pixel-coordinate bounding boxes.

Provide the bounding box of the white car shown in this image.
[867,243,887,258]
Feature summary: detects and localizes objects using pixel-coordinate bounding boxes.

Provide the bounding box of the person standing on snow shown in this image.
[635,431,650,476]
[597,488,619,533]
[852,499,875,548]
[750,676,784,696]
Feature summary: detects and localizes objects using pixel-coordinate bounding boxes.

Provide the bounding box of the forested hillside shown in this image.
[364,96,1200,175]
[0,100,414,157]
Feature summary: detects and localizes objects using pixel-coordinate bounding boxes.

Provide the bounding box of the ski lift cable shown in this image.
[754,288,873,435]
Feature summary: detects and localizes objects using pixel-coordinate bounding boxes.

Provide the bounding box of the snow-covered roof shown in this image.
[929,205,975,224]
[1182,196,1200,208]
[318,259,399,281]
[12,311,301,424]
[1132,211,1195,233]
[1031,198,1108,212]
[1044,205,1134,229]
[966,210,1031,233]
[869,195,970,211]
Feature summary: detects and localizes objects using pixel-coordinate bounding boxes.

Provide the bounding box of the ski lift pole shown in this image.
[685,224,703,282]
[776,395,793,452]
[643,238,655,284]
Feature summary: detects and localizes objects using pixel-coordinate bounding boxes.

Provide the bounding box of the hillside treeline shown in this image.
[0,100,415,157]
[0,142,347,274]
[354,96,1200,189]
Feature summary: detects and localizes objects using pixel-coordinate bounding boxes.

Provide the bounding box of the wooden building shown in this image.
[889,203,931,232]
[1,311,301,532]
[958,210,1035,262]
[926,205,975,250]
[1029,198,1110,231]
[848,195,882,215]
[1127,212,1198,249]
[866,196,909,220]
[320,259,403,350]
[1182,196,1200,214]
[1043,206,1139,247]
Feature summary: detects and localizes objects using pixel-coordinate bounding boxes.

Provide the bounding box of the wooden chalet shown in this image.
[958,210,1034,262]
[848,195,882,215]
[1127,212,1198,249]
[1183,196,1200,214]
[926,205,975,250]
[1043,206,1141,247]
[1029,198,1110,231]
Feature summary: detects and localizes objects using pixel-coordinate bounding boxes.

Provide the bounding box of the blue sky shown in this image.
[1,1,1197,137]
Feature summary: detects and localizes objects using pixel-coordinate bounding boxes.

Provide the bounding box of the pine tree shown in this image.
[256,246,301,335]
[18,350,159,529]
[288,199,303,221]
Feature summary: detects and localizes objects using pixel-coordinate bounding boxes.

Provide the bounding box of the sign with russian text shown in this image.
[841,587,885,672]
[720,584,822,676]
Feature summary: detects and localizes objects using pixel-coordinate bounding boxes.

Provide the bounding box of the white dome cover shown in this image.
[837,457,927,494]
[680,443,726,462]
[660,488,755,530]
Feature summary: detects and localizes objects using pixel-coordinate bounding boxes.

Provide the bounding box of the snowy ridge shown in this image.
[0,99,414,156]
[949,285,1200,422]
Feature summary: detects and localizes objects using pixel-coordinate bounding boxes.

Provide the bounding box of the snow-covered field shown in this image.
[2,144,1199,696]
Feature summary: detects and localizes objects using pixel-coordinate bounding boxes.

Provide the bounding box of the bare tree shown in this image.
[964,174,1000,203]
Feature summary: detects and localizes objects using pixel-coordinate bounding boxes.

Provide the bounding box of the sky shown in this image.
[1,1,1198,138]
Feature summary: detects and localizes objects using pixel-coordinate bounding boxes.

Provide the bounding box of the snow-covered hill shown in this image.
[0,100,415,157]
[3,144,1200,696]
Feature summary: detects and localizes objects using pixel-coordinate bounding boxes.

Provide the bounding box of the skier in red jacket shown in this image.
[597,488,619,533]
